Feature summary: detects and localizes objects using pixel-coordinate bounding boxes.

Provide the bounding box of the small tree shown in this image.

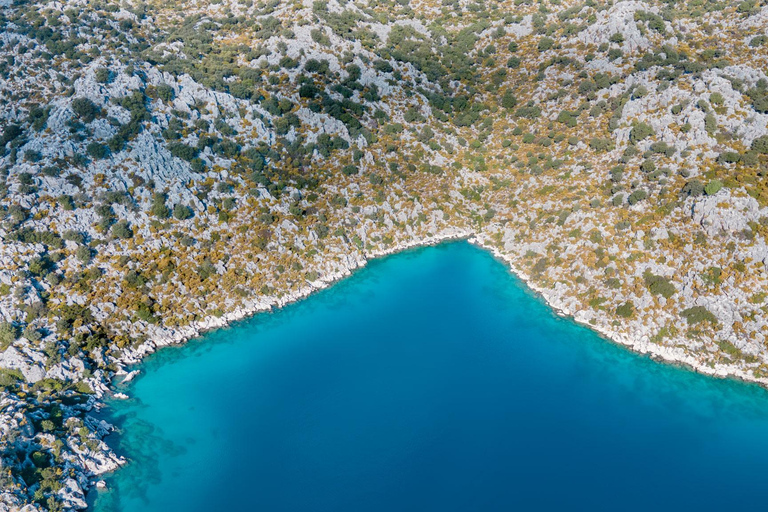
[704,179,723,196]
[644,272,677,298]
[75,246,91,263]
[501,90,518,110]
[71,98,100,123]
[111,220,133,239]
[616,301,634,318]
[681,306,717,325]
[173,204,194,220]
[0,322,18,350]
[156,84,174,102]
[537,37,555,52]
[751,135,768,154]
[95,67,111,83]
[150,193,171,219]
[627,189,648,205]
[630,122,654,143]
[87,142,109,160]
[681,179,704,197]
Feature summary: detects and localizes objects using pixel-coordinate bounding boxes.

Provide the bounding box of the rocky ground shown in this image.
[2,0,768,509]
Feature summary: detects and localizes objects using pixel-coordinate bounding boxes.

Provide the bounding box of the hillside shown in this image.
[2,0,768,509]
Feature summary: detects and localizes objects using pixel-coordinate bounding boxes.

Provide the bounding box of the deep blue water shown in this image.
[91,242,768,512]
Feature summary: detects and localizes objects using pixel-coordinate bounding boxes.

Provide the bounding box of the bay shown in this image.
[91,242,768,511]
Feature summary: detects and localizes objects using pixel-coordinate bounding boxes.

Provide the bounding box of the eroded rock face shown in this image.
[690,190,765,238]
[578,1,654,53]
[0,347,45,383]
[56,478,87,510]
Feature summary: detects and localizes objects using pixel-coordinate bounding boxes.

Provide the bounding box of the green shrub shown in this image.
[22,326,41,342]
[150,193,171,219]
[111,220,133,239]
[28,256,51,276]
[279,56,299,69]
[28,106,50,131]
[640,159,656,173]
[87,142,109,160]
[1,124,23,146]
[156,84,174,102]
[537,37,554,52]
[717,151,740,164]
[501,90,517,110]
[168,143,199,162]
[373,60,393,73]
[627,189,648,205]
[62,230,85,244]
[310,28,330,45]
[532,257,548,275]
[741,150,759,166]
[616,301,634,318]
[709,92,724,105]
[71,98,100,123]
[704,113,717,134]
[609,32,624,44]
[299,84,319,98]
[75,246,91,263]
[630,122,654,143]
[682,179,704,197]
[752,135,768,154]
[0,368,23,387]
[25,150,42,162]
[95,67,111,83]
[135,302,157,323]
[173,204,194,220]
[515,103,541,119]
[0,322,18,350]
[704,179,723,195]
[680,306,717,325]
[644,272,676,298]
[589,137,613,152]
[59,195,75,211]
[197,260,216,280]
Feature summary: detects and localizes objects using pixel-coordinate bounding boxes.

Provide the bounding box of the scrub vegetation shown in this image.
[2,0,768,509]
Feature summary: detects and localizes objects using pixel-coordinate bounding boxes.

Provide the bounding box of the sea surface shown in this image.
[91,242,768,511]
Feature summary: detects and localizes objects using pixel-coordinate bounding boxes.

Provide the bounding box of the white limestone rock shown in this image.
[0,347,45,383]
[577,1,653,53]
[56,478,88,510]
[689,190,765,237]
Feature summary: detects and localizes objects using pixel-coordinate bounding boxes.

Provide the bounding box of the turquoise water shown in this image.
[91,242,768,511]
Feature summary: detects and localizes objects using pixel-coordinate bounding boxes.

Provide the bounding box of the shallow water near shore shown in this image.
[91,242,768,511]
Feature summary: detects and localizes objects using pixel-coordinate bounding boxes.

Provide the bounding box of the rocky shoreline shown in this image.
[118,229,768,403]
[5,228,768,512]
[77,229,767,509]
[471,235,768,389]
[3,0,768,509]
[77,228,475,506]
